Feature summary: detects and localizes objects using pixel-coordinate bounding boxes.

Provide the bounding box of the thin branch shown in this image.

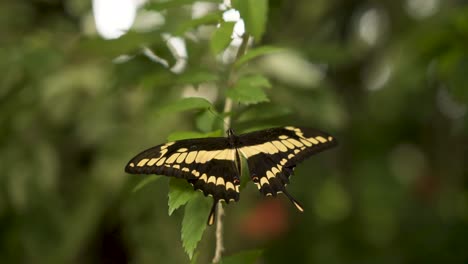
[212,200,225,263]
[212,34,250,264]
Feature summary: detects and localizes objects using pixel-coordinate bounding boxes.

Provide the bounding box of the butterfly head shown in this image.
[227,128,239,146]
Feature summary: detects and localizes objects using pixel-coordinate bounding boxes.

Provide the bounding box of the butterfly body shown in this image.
[125,126,337,225]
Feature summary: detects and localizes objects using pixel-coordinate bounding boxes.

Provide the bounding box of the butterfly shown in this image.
[125,126,337,225]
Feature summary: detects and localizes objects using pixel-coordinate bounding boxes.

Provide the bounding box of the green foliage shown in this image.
[211,22,236,55]
[227,75,271,104]
[234,46,284,68]
[240,74,272,89]
[80,31,162,57]
[175,11,223,35]
[3,0,468,263]
[232,0,268,41]
[190,252,200,264]
[168,178,197,215]
[166,128,223,260]
[157,97,213,115]
[132,175,162,192]
[237,104,292,123]
[176,70,220,85]
[221,250,263,264]
[313,178,351,222]
[146,0,220,11]
[167,130,223,142]
[181,195,212,259]
[196,109,220,133]
[227,85,269,104]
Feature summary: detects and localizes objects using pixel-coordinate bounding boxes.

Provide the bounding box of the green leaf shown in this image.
[175,11,223,35]
[167,130,222,141]
[237,104,292,122]
[240,125,277,134]
[226,75,271,105]
[220,250,263,264]
[235,46,284,68]
[241,75,272,89]
[80,31,162,58]
[132,175,162,193]
[196,107,226,133]
[233,0,268,41]
[181,195,212,259]
[146,0,220,11]
[168,178,197,215]
[211,21,236,55]
[190,251,200,264]
[177,70,219,85]
[239,156,250,190]
[157,97,213,115]
[140,71,176,89]
[227,86,268,105]
[196,109,216,133]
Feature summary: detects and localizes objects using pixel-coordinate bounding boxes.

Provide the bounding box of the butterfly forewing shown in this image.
[236,126,337,197]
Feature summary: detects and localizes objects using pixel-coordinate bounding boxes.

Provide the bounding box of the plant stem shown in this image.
[212,34,250,264]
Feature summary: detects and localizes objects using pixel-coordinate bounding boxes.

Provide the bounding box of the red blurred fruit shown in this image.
[240,199,290,241]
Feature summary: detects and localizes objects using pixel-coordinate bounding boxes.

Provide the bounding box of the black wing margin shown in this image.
[125,137,241,225]
[237,126,337,211]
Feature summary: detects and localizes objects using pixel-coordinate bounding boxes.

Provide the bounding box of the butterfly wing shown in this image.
[237,126,337,211]
[125,137,240,225]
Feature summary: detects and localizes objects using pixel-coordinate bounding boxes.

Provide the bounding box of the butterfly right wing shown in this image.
[236,126,337,211]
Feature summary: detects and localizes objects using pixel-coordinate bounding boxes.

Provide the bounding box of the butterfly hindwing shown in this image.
[125,137,240,205]
[237,126,337,199]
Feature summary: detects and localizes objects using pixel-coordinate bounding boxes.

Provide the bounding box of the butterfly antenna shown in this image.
[282,189,304,213]
[207,200,217,226]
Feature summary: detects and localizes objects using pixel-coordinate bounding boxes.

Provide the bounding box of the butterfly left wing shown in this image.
[236,126,337,211]
[125,137,240,225]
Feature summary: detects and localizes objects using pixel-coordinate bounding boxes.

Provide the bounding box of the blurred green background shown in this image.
[1,0,468,263]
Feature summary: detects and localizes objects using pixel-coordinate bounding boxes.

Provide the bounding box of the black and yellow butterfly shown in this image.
[125,126,337,225]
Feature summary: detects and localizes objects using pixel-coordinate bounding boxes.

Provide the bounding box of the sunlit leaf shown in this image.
[181,195,212,259]
[211,21,235,55]
[232,0,268,41]
[132,175,162,193]
[235,46,284,68]
[220,250,263,264]
[157,97,213,115]
[168,178,197,215]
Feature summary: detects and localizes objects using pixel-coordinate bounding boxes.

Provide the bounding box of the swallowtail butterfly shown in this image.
[125,126,337,225]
